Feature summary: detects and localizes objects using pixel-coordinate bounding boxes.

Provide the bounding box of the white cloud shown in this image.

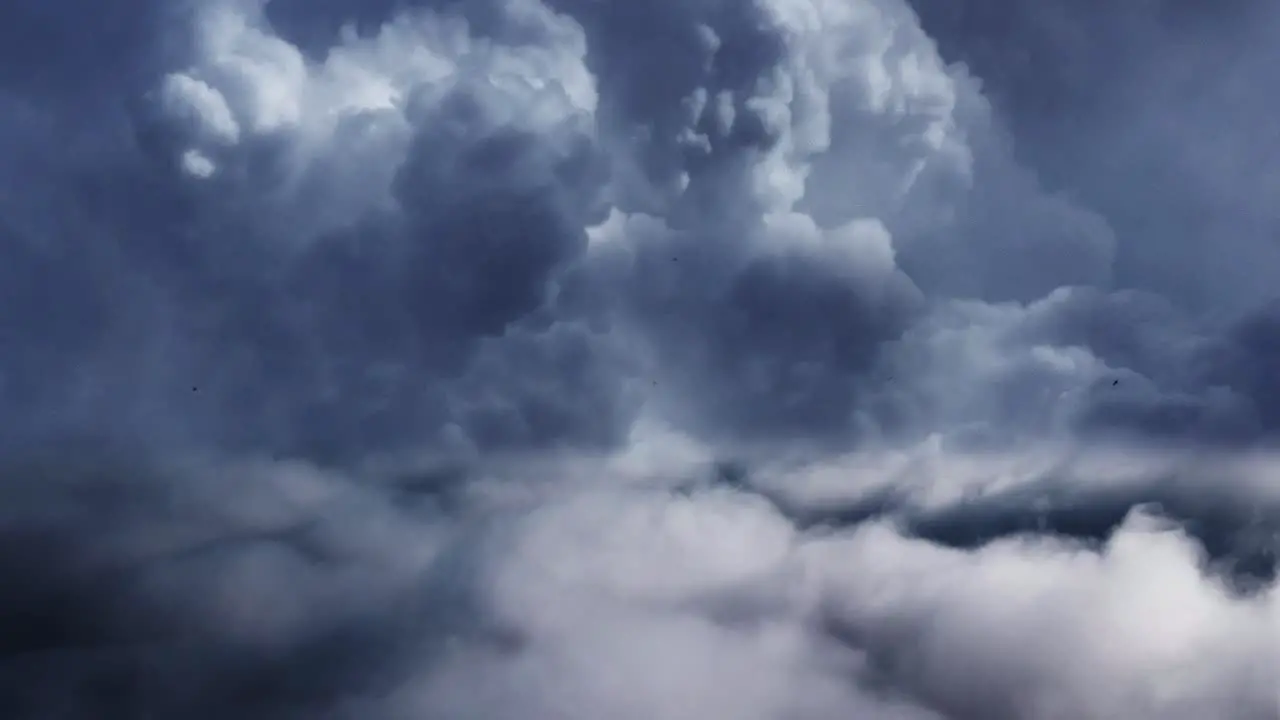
[179,148,217,177]
[808,509,1280,719]
[379,452,1280,719]
[160,72,241,144]
[158,0,598,240]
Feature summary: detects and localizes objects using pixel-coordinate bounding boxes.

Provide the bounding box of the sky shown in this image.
[0,0,1278,717]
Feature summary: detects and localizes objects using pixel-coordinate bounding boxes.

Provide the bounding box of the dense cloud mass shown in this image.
[1,0,1279,718]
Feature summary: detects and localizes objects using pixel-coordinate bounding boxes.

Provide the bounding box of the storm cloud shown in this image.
[1,0,1279,718]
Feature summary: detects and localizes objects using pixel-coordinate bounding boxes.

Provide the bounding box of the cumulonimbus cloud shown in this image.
[1,0,1279,717]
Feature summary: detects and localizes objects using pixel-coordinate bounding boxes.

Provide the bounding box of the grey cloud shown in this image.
[6,0,1272,452]
[0,0,632,458]
[912,0,1280,313]
[736,443,1280,586]
[6,443,1280,719]
[5,0,1280,718]
[0,448,479,718]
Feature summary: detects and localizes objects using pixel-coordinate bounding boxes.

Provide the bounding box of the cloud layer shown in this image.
[1,0,1279,718]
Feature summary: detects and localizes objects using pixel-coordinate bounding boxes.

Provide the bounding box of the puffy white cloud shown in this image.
[808,510,1280,719]
[160,73,242,145]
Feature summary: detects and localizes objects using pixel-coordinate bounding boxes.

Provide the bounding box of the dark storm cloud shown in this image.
[911,0,1280,312]
[4,0,1280,718]
[902,0,1280,446]
[0,0,634,460]
[0,446,504,719]
[4,0,1273,454]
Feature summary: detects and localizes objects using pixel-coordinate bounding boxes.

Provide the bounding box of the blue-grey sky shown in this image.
[1,1,1278,718]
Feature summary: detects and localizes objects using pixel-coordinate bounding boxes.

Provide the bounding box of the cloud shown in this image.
[5,0,1264,452]
[912,0,1280,313]
[3,444,1277,718]
[1,0,635,458]
[3,0,1280,717]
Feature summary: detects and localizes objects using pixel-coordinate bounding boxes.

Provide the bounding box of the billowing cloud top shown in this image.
[1,0,1279,718]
